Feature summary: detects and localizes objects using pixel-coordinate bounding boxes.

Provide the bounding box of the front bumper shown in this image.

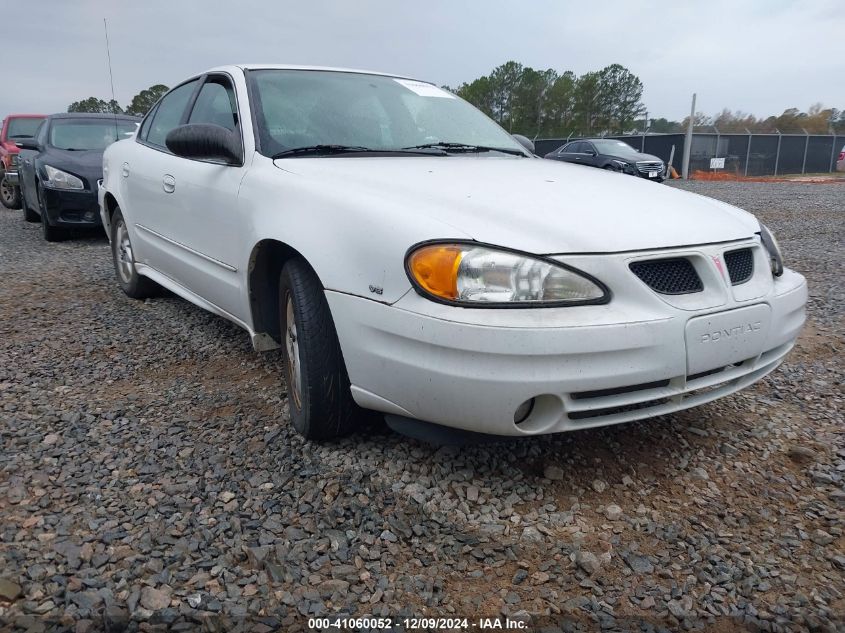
[328,251,806,436]
[41,186,102,228]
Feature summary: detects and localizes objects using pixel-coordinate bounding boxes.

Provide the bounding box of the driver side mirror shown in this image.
[15,138,40,151]
[165,124,241,164]
[511,134,535,154]
[584,149,596,156]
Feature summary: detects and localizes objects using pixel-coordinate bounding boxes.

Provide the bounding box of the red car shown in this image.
[1,113,46,209]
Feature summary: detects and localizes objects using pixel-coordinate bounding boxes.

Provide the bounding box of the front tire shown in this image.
[20,179,39,222]
[279,258,362,440]
[0,173,21,209]
[110,207,159,298]
[40,193,65,242]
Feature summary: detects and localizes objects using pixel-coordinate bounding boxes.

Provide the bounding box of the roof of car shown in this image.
[47,113,140,121]
[209,63,420,82]
[4,113,46,119]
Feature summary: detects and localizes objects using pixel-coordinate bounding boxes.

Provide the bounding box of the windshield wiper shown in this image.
[272,144,446,158]
[402,142,527,157]
[272,144,375,158]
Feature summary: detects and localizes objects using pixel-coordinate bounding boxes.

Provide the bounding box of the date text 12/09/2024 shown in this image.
[307,616,529,630]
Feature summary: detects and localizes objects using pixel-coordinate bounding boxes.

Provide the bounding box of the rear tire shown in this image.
[279,258,363,440]
[110,207,159,298]
[0,173,21,209]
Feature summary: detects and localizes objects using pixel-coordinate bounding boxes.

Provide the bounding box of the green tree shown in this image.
[541,71,577,137]
[595,64,645,133]
[573,72,601,134]
[125,84,169,116]
[650,117,681,133]
[67,97,123,114]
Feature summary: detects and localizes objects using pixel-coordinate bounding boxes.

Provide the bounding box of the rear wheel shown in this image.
[0,173,21,209]
[279,258,364,440]
[111,208,159,298]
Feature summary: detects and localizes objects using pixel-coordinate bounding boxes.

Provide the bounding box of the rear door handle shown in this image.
[121,162,130,178]
[162,174,176,193]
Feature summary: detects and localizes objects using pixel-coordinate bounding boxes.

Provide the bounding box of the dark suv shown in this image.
[545,138,665,182]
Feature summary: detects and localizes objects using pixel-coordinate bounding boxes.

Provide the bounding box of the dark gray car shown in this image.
[17,113,138,241]
[545,138,665,182]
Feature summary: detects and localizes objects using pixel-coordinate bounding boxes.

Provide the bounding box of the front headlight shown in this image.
[406,242,609,306]
[759,224,784,277]
[43,165,84,190]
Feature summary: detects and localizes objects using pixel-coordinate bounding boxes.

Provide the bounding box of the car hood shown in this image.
[274,156,760,253]
[629,151,662,163]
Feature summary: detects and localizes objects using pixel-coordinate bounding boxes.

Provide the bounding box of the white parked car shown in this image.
[99,65,807,440]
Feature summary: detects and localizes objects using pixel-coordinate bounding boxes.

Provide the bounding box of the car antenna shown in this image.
[103,18,119,137]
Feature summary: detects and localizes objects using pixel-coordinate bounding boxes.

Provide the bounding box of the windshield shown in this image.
[7,117,45,139]
[249,69,526,156]
[592,140,641,157]
[49,119,137,151]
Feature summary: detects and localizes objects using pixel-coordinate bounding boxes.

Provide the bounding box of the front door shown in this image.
[140,74,247,321]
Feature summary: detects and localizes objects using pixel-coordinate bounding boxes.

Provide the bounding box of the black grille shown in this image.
[724,248,754,285]
[629,258,703,294]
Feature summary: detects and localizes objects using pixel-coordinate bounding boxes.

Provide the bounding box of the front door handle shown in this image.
[121,162,130,178]
[162,174,176,194]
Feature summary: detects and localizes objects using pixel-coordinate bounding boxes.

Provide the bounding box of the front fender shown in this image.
[237,160,470,305]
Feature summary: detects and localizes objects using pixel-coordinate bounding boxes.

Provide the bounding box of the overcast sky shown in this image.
[5,0,843,123]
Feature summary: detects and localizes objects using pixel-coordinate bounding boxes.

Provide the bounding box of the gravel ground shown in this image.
[1,181,843,633]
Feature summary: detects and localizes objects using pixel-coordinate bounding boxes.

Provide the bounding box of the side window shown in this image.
[566,142,582,153]
[583,142,596,154]
[146,80,199,148]
[188,77,238,132]
[138,104,157,141]
[35,121,48,147]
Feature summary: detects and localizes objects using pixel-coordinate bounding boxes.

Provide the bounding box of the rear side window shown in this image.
[146,80,199,148]
[564,142,582,153]
[188,77,238,131]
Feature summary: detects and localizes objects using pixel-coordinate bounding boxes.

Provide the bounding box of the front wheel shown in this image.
[0,173,21,209]
[20,178,40,222]
[279,258,364,440]
[110,207,159,298]
[40,191,65,242]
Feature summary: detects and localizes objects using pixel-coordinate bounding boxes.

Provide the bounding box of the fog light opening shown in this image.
[513,398,536,425]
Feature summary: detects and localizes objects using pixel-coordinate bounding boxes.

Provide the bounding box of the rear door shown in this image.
[556,142,580,164]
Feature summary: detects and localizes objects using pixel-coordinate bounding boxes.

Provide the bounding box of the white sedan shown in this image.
[99,64,807,440]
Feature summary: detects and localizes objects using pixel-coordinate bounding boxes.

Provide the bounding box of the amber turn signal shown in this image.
[407,244,463,300]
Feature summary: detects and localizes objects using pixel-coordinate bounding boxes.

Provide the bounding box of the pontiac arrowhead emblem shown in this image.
[712,255,726,280]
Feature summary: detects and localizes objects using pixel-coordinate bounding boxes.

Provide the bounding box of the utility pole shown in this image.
[682,93,695,179]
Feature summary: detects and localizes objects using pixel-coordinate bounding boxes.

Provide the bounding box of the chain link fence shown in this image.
[534,133,845,177]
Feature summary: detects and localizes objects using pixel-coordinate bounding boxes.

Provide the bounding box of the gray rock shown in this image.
[521,526,543,542]
[604,504,623,520]
[574,551,601,575]
[544,465,565,481]
[0,578,22,601]
[623,553,654,574]
[139,586,171,611]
